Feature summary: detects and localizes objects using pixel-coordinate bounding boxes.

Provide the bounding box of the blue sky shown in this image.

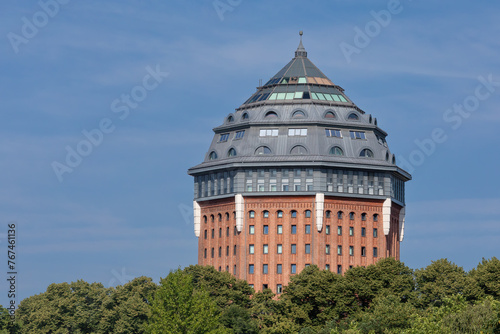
[0,0,499,304]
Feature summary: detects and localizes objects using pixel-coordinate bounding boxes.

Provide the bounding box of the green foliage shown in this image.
[344,257,415,308]
[98,276,157,334]
[280,265,349,328]
[146,269,223,334]
[16,280,109,334]
[220,305,259,334]
[356,295,417,333]
[184,265,253,310]
[469,257,500,299]
[414,258,475,307]
[11,258,500,333]
[442,298,500,334]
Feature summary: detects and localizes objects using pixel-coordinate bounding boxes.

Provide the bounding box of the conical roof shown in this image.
[239,35,357,110]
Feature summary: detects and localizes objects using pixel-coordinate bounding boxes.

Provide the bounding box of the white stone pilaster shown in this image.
[315,193,324,232]
[193,201,201,237]
[383,198,392,236]
[235,194,244,232]
[399,206,406,242]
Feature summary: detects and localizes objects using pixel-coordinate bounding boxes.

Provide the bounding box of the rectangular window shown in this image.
[263,244,269,254]
[249,264,254,274]
[282,184,289,191]
[218,247,221,257]
[349,246,354,256]
[305,225,311,234]
[288,128,308,136]
[305,244,311,254]
[233,245,237,255]
[263,225,269,234]
[226,246,229,256]
[294,184,301,191]
[211,248,214,258]
[326,225,330,235]
[219,133,230,142]
[350,131,366,140]
[277,284,283,294]
[233,265,236,275]
[235,130,245,139]
[361,246,366,257]
[337,265,342,274]
[361,227,366,237]
[263,264,268,274]
[259,129,279,137]
[337,245,342,255]
[249,225,255,234]
[349,227,354,236]
[325,129,342,138]
[204,230,207,239]
[373,247,378,257]
[249,244,254,254]
[270,184,277,191]
[277,244,283,254]
[291,244,297,254]
[338,226,342,235]
[373,228,378,238]
[277,264,282,274]
[226,227,229,237]
[211,229,215,238]
[326,264,330,271]
[277,225,283,234]
[258,184,265,192]
[291,264,297,274]
[291,225,297,234]
[326,244,330,254]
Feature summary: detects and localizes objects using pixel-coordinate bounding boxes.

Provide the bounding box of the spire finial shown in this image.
[295,30,307,58]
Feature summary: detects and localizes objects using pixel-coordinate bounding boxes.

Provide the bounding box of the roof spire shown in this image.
[295,31,307,58]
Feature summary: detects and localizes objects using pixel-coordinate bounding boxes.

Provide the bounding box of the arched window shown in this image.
[348,113,359,121]
[373,214,379,222]
[292,110,306,118]
[324,111,336,119]
[225,212,230,221]
[329,146,344,156]
[361,213,367,221]
[228,148,237,157]
[291,210,297,218]
[360,149,374,158]
[290,145,308,155]
[263,210,269,218]
[218,213,222,222]
[325,210,331,218]
[203,215,207,224]
[386,152,390,161]
[392,156,396,164]
[249,211,255,218]
[265,111,278,119]
[255,146,272,155]
[210,215,215,223]
[369,115,373,123]
[349,212,355,220]
[338,211,343,219]
[209,151,218,160]
[277,210,283,218]
[227,115,234,123]
[242,112,249,120]
[305,210,311,218]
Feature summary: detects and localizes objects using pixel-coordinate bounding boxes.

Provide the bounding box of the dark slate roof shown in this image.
[188,34,410,181]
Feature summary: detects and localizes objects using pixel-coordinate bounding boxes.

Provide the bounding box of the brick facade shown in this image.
[198,195,402,294]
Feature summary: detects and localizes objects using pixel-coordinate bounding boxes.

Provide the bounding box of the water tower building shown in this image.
[188,33,411,293]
